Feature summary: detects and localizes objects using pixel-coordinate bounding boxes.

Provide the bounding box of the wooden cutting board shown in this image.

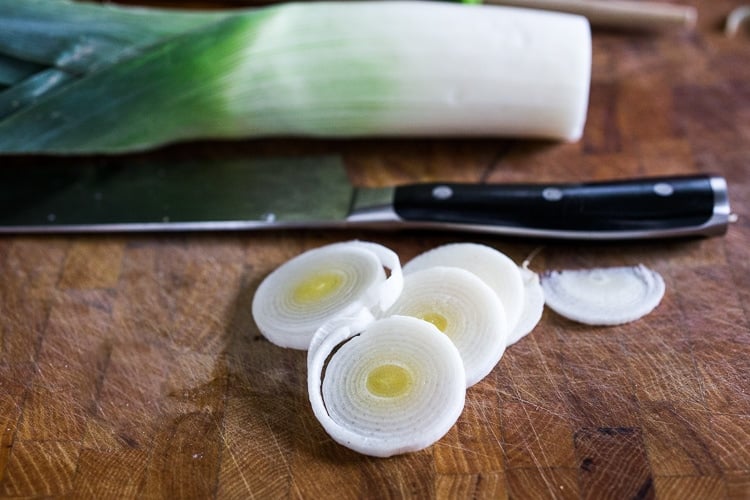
[1,1,748,498]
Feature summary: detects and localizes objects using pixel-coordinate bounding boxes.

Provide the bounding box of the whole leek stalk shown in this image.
[0,0,591,154]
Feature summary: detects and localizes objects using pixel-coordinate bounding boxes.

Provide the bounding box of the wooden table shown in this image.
[1,1,748,498]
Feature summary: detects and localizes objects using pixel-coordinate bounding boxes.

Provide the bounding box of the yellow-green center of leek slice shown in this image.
[366,363,413,398]
[418,311,448,333]
[292,271,344,303]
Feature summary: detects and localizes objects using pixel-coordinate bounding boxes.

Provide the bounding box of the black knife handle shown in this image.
[393,174,731,239]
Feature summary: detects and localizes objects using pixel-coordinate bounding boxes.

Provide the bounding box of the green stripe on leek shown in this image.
[0,0,591,153]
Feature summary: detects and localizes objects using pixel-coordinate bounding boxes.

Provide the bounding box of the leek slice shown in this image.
[403,243,526,332]
[252,241,402,350]
[508,266,545,346]
[541,264,665,325]
[382,266,508,386]
[308,315,466,457]
[0,1,591,153]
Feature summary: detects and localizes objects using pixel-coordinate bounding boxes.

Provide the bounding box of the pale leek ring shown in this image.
[308,315,465,457]
[403,243,525,332]
[541,264,665,325]
[252,240,402,349]
[507,266,545,346]
[382,266,508,386]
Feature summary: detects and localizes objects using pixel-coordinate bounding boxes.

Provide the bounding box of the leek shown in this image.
[403,242,526,332]
[308,315,466,457]
[509,265,545,345]
[541,264,666,325]
[252,240,403,350]
[0,0,591,153]
[381,265,509,387]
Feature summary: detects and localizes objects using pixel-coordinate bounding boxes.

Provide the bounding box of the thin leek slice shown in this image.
[252,241,402,349]
[507,266,545,346]
[308,315,466,457]
[541,264,665,325]
[403,243,525,331]
[382,266,508,386]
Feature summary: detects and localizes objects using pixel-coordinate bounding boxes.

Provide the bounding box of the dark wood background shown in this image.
[1,0,748,498]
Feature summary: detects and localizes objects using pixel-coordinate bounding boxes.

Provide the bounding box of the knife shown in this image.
[0,155,731,239]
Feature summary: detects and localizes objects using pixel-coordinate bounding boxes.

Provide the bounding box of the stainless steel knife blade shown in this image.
[0,155,732,239]
[0,156,357,232]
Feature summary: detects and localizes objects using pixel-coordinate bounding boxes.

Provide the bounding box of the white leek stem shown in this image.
[0,1,592,152]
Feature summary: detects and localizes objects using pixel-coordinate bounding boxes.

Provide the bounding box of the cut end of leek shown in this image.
[308,315,466,457]
[251,241,402,349]
[382,266,508,387]
[541,264,665,326]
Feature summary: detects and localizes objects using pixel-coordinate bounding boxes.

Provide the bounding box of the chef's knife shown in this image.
[0,155,731,239]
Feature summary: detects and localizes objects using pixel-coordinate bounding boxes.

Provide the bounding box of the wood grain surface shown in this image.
[1,1,749,498]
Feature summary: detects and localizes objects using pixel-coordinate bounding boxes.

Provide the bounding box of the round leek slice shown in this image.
[382,266,508,386]
[541,264,665,325]
[308,315,466,457]
[403,243,525,331]
[252,241,403,349]
[507,266,545,346]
